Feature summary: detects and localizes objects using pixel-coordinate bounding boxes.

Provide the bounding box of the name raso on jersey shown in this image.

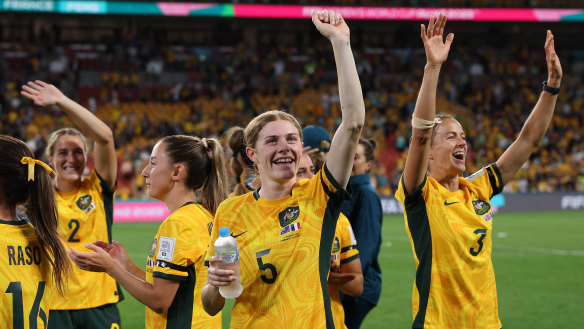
[6,245,42,266]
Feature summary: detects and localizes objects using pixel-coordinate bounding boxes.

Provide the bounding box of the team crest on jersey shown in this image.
[332,237,340,253]
[472,200,491,216]
[279,206,300,227]
[148,238,157,258]
[76,195,92,210]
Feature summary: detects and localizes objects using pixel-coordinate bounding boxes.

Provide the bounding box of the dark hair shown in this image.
[358,138,376,162]
[430,112,456,145]
[160,135,228,215]
[225,126,254,197]
[0,135,70,294]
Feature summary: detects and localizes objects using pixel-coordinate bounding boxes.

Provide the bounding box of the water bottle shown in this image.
[214,227,243,298]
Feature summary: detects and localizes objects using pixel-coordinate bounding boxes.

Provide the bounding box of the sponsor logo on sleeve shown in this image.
[148,238,157,258]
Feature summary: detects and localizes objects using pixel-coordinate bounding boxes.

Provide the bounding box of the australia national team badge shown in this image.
[472,200,491,216]
[76,195,95,214]
[279,206,300,227]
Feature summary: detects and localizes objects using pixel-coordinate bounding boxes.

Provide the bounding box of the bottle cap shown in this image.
[219,227,230,237]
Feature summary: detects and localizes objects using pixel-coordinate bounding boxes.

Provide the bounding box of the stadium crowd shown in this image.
[1,19,583,200]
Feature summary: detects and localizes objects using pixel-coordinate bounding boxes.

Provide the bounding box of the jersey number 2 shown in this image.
[470,229,487,256]
[68,219,81,242]
[5,281,47,329]
[256,249,277,284]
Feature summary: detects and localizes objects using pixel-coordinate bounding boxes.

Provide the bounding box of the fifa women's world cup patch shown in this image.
[76,194,96,214]
[473,199,493,222]
[157,236,176,261]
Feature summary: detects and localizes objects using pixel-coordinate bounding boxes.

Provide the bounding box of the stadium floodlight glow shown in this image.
[1,1,583,21]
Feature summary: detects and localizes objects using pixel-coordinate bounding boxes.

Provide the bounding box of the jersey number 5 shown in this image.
[5,281,47,329]
[256,249,277,284]
[470,229,487,256]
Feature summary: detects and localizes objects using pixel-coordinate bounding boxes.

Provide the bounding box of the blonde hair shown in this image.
[45,127,89,160]
[244,110,302,149]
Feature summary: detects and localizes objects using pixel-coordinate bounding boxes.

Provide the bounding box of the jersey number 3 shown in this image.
[5,281,47,329]
[256,249,277,284]
[470,229,487,256]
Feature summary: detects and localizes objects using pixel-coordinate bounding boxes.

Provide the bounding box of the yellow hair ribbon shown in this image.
[20,157,55,181]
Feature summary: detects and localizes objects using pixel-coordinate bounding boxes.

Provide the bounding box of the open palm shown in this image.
[421,14,454,65]
[20,80,64,108]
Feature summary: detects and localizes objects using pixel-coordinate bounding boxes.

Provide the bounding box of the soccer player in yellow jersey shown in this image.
[21,81,122,329]
[70,135,228,328]
[0,135,70,329]
[202,9,365,329]
[297,152,363,329]
[395,14,562,329]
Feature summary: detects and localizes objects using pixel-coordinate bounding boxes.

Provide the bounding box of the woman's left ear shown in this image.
[172,164,186,181]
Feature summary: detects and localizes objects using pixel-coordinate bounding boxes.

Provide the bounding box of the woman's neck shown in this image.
[161,186,197,213]
[431,173,460,192]
[55,177,82,193]
[0,203,17,221]
[258,178,296,200]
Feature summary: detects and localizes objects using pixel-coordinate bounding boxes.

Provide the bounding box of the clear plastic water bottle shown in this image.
[214,227,243,298]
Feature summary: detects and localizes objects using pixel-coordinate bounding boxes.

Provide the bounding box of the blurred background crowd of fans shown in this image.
[1,1,583,199]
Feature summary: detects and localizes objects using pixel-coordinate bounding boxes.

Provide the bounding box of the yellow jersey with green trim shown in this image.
[145,202,221,329]
[0,219,53,329]
[51,170,121,310]
[206,165,350,329]
[329,214,359,329]
[395,163,504,329]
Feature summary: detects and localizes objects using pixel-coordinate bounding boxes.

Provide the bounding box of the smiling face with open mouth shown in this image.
[49,134,87,186]
[429,117,468,178]
[248,119,303,184]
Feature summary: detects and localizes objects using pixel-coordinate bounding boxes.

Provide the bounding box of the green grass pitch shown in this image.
[113,210,584,328]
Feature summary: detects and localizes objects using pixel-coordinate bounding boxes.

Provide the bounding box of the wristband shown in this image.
[542,81,560,95]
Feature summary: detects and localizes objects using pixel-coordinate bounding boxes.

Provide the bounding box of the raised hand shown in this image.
[20,80,66,108]
[312,10,350,43]
[544,30,562,86]
[421,13,454,66]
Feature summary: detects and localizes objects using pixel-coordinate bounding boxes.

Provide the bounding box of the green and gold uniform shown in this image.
[329,214,359,329]
[49,171,121,328]
[206,165,349,329]
[395,164,504,329]
[1,219,53,329]
[145,202,221,329]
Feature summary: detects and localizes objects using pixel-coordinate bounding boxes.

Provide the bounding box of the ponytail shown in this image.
[199,138,229,215]
[26,162,71,295]
[0,135,70,295]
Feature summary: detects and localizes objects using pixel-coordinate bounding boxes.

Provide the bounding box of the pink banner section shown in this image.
[114,201,169,222]
[233,5,581,22]
[157,3,216,16]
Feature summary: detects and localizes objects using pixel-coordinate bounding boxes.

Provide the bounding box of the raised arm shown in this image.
[312,10,365,188]
[21,80,117,188]
[402,14,454,194]
[496,30,562,185]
